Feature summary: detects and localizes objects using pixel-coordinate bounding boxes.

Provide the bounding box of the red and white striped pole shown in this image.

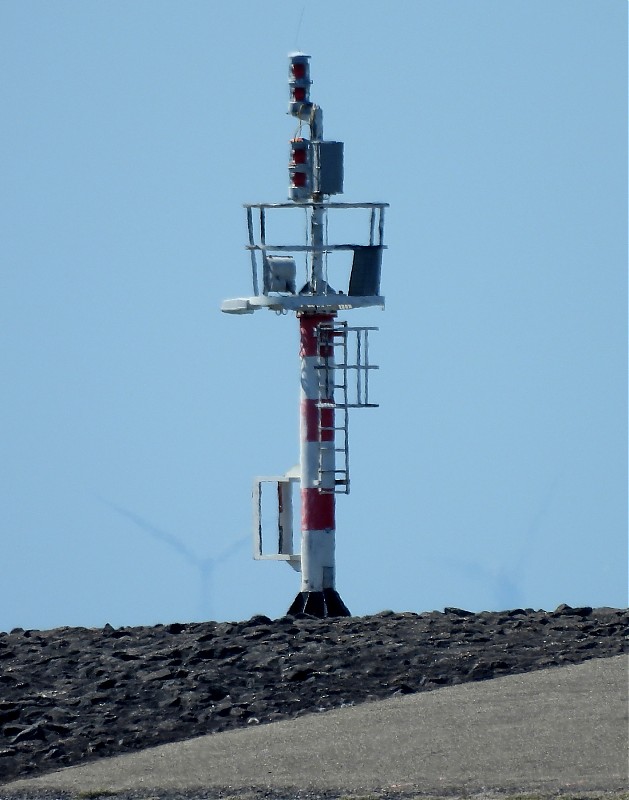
[288,312,350,617]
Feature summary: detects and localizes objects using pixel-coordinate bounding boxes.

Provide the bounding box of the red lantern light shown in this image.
[289,138,311,200]
[288,54,311,117]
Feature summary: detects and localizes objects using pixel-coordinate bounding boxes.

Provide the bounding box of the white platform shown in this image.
[221,293,385,315]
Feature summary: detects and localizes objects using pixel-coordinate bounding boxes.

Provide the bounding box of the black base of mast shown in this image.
[288,589,351,618]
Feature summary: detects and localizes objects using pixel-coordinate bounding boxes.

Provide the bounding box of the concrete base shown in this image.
[288,589,351,618]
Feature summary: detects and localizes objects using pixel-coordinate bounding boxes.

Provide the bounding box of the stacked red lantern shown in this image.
[289,137,311,200]
[288,53,312,117]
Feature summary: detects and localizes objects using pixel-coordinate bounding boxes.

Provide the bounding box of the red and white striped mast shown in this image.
[222,54,387,617]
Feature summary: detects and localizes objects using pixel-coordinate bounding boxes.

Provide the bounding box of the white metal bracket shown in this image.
[252,466,301,571]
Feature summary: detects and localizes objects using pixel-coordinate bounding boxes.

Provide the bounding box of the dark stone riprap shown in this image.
[0,604,626,785]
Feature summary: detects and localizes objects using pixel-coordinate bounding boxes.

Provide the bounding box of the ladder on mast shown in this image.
[316,321,379,495]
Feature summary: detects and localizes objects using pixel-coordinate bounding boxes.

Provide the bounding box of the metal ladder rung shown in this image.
[315,320,378,496]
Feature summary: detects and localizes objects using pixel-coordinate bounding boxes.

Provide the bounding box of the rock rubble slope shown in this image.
[1,604,627,785]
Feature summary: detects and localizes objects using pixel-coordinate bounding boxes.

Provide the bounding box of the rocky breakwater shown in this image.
[1,604,627,785]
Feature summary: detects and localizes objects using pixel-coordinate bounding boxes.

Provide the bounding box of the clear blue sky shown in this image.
[1,1,626,632]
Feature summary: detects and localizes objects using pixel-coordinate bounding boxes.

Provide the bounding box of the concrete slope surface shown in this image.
[4,655,628,798]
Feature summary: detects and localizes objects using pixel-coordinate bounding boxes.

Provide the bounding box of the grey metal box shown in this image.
[314,141,344,195]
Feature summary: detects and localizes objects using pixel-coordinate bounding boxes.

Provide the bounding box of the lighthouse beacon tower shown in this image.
[222,54,388,618]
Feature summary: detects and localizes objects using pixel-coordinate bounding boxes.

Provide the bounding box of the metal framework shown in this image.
[222,54,387,617]
[223,202,388,316]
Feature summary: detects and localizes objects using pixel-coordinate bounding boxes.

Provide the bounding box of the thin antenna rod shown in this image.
[294,4,306,50]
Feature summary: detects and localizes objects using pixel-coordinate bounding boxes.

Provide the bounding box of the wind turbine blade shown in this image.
[102,499,199,567]
[200,535,250,569]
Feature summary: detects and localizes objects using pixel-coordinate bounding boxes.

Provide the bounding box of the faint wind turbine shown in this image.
[104,500,248,621]
[434,473,563,612]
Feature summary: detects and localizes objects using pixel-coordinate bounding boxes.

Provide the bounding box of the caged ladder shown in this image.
[316,321,379,495]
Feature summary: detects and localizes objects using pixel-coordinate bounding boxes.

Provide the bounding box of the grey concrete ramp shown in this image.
[4,655,628,797]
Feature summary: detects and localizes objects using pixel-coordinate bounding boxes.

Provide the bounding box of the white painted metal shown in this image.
[300,529,335,592]
[252,473,301,571]
[300,441,322,489]
[221,293,384,315]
